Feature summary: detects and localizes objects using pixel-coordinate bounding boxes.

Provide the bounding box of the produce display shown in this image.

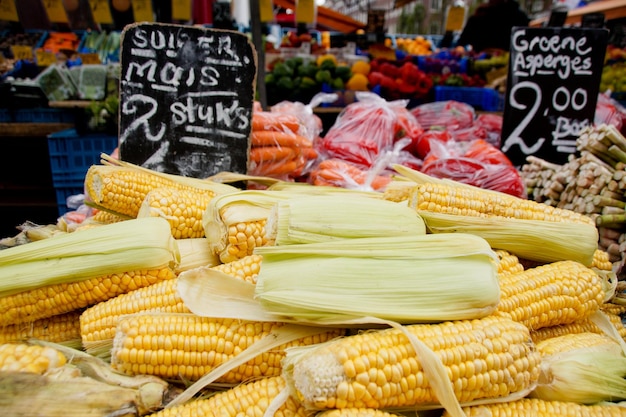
[4,24,626,417]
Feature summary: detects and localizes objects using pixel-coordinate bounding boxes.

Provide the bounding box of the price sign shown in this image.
[296,0,316,24]
[11,45,33,61]
[172,0,191,21]
[260,0,273,22]
[501,27,609,166]
[88,0,113,24]
[36,49,57,66]
[79,53,101,64]
[0,0,19,21]
[42,0,68,23]
[131,0,154,22]
[118,23,257,178]
[445,6,467,32]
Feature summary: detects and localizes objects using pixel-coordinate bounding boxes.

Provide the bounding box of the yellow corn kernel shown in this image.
[0,310,82,345]
[111,312,344,383]
[388,170,595,226]
[0,343,66,374]
[601,302,626,316]
[283,315,541,409]
[530,312,626,344]
[147,376,307,417]
[85,163,234,219]
[80,255,263,350]
[317,409,406,417]
[495,249,524,275]
[535,331,619,356]
[137,187,213,239]
[441,397,626,416]
[211,254,262,284]
[1,267,175,326]
[222,219,268,263]
[592,249,614,271]
[495,261,604,331]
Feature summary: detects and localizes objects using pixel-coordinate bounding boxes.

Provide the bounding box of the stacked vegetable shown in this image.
[1,137,625,417]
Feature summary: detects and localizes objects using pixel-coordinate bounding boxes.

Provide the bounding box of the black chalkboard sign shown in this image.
[118,23,257,178]
[501,27,608,167]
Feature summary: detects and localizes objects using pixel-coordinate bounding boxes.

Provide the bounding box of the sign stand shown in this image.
[501,27,609,167]
[118,23,257,179]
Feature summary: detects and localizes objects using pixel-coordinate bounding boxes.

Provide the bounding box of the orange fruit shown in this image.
[351,60,371,76]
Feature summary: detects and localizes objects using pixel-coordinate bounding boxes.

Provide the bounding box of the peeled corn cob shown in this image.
[282,315,541,410]
[0,217,179,326]
[495,249,524,275]
[0,310,82,347]
[316,410,406,417]
[530,312,626,343]
[84,158,236,219]
[441,398,626,416]
[80,254,263,353]
[1,266,176,326]
[147,376,307,417]
[495,260,605,331]
[0,343,66,374]
[137,186,213,239]
[111,312,344,383]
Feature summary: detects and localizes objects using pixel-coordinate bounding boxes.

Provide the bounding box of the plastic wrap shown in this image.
[474,113,503,148]
[595,92,624,132]
[422,139,525,198]
[410,100,475,131]
[317,92,423,169]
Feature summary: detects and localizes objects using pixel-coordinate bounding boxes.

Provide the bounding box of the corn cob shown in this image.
[0,343,66,374]
[253,233,499,324]
[601,302,626,316]
[111,312,344,383]
[495,261,605,331]
[495,249,524,275]
[0,310,82,346]
[80,254,263,352]
[282,315,541,410]
[204,190,392,264]
[385,173,595,225]
[531,332,626,403]
[441,398,626,416]
[137,186,213,239]
[84,161,236,219]
[147,376,307,417]
[1,266,176,326]
[316,409,406,417]
[0,217,179,326]
[592,248,614,271]
[530,311,626,343]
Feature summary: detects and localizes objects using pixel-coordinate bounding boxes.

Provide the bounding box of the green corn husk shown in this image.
[253,233,500,324]
[417,210,599,266]
[266,194,426,245]
[0,217,179,297]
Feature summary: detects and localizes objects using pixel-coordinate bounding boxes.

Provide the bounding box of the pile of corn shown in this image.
[2,153,626,417]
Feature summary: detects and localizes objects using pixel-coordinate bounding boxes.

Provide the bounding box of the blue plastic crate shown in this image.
[14,108,75,123]
[47,129,118,188]
[434,86,503,111]
[55,186,85,216]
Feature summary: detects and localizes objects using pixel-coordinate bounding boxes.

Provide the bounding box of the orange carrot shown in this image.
[250,146,297,163]
[251,131,313,148]
[311,159,391,191]
[250,160,299,177]
[252,112,300,133]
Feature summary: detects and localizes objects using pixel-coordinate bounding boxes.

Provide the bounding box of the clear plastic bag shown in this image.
[317,92,423,169]
[422,139,525,198]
